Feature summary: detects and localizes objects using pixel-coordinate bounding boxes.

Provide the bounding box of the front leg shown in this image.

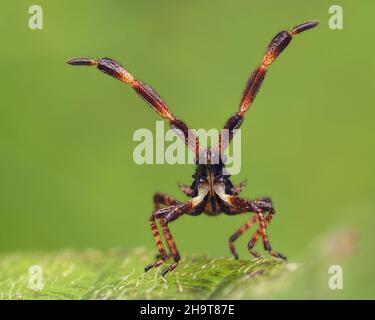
[145,195,205,276]
[153,192,181,210]
[152,192,181,260]
[231,180,247,196]
[177,183,194,197]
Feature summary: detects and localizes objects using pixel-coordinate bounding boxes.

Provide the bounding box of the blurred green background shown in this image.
[0,0,374,298]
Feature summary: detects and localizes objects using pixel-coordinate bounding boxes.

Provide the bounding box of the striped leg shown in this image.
[160,218,180,277]
[153,193,181,259]
[228,214,257,259]
[145,196,205,276]
[145,193,181,271]
[218,192,286,260]
[223,196,273,259]
[248,212,287,260]
[247,212,272,258]
[145,215,168,271]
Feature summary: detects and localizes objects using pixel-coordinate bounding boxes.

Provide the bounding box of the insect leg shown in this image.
[159,218,180,277]
[248,210,287,260]
[153,193,181,259]
[231,180,247,196]
[228,214,257,259]
[145,196,205,276]
[177,183,194,197]
[218,193,286,260]
[153,192,181,210]
[221,196,268,259]
[247,212,273,258]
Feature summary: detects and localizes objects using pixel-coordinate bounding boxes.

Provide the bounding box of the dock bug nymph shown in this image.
[67,20,319,276]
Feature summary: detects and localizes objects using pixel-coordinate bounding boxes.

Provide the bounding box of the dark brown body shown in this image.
[67,20,318,276]
[191,161,234,216]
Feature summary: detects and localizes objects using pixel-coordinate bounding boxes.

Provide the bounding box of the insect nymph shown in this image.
[67,20,318,276]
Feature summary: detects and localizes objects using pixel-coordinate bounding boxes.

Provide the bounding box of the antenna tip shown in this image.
[291,20,319,35]
[66,57,97,66]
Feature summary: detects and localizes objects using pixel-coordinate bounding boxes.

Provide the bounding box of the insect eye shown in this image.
[215,177,224,184]
[199,178,206,185]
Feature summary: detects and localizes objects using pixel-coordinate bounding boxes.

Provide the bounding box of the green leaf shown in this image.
[0,248,294,300]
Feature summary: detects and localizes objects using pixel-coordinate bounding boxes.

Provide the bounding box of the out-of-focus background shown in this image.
[0,0,374,298]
